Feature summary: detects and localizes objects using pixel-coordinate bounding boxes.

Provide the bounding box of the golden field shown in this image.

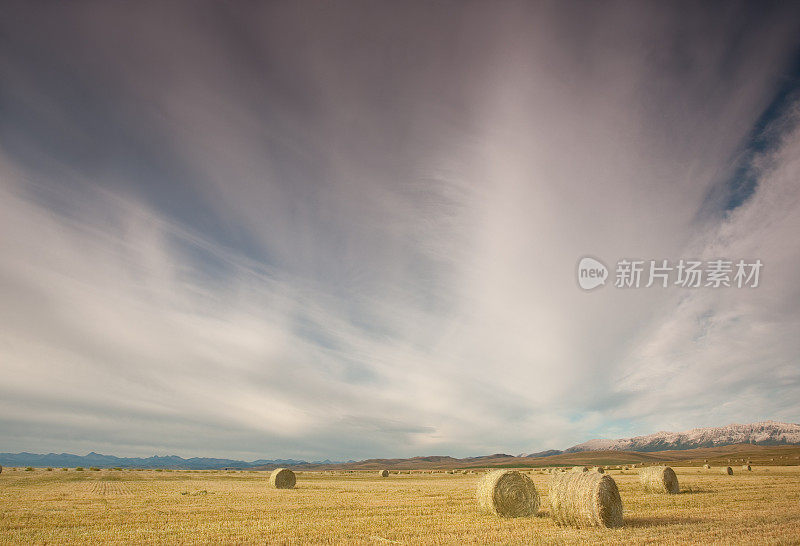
[1,465,799,544]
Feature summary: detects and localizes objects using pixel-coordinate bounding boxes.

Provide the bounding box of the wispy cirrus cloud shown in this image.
[1,2,799,459]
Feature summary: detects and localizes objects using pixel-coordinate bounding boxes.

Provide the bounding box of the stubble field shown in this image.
[1,465,799,544]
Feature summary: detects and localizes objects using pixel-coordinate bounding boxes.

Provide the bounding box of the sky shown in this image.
[1,1,800,461]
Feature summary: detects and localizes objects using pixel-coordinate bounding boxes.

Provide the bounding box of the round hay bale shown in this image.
[572,466,589,473]
[0,464,3,474]
[722,466,733,475]
[639,465,679,494]
[269,468,296,489]
[742,465,751,471]
[379,469,389,477]
[548,472,623,528]
[595,467,605,474]
[703,464,711,469]
[476,469,539,518]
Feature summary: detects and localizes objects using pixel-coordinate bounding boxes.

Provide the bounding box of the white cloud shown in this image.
[1,2,799,459]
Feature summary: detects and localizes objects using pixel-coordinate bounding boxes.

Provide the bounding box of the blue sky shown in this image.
[1,2,800,460]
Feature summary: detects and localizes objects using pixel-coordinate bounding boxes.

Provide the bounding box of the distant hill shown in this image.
[5,421,799,470]
[0,451,326,470]
[284,444,800,470]
[4,444,799,471]
[563,421,800,453]
[518,449,563,458]
[519,421,800,457]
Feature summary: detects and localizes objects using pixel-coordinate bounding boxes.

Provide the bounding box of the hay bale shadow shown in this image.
[625,515,705,528]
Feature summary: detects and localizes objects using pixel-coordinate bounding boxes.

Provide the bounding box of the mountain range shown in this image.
[0,452,342,470]
[520,420,800,456]
[2,421,798,469]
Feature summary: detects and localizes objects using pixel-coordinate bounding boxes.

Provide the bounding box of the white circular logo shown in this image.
[577,257,608,290]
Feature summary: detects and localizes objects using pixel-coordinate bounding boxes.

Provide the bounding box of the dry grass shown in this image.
[1,466,799,543]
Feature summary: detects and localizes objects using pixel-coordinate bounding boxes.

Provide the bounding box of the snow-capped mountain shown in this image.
[563,421,800,453]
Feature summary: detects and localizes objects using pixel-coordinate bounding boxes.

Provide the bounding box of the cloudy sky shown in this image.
[1,2,800,461]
